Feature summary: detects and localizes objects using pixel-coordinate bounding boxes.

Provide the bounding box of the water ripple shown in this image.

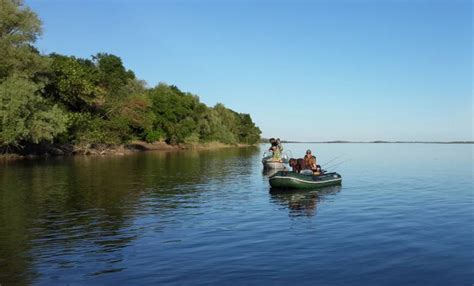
[0,144,472,285]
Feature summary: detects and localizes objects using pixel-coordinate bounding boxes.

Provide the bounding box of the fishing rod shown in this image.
[321,155,345,166]
[325,160,350,171]
[323,158,346,169]
[324,158,350,169]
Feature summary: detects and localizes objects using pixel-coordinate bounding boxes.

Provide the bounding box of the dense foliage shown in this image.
[0,0,260,151]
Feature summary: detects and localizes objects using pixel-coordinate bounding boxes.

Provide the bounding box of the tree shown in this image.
[115,94,155,134]
[0,0,49,81]
[93,53,135,96]
[45,54,103,111]
[0,76,67,146]
[0,1,67,150]
[148,83,202,144]
[238,113,261,144]
[0,0,262,151]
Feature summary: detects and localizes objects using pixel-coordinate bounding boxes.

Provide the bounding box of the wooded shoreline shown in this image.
[0,1,262,157]
[0,141,257,161]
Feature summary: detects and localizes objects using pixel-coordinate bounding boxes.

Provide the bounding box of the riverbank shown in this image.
[0,141,256,161]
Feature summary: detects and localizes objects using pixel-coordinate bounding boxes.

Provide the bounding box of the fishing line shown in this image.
[321,155,344,166]
[324,159,346,169]
[327,160,351,170]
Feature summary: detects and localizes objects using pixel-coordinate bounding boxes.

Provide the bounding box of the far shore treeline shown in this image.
[0,0,261,155]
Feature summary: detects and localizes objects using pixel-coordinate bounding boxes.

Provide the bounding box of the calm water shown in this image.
[0,144,472,285]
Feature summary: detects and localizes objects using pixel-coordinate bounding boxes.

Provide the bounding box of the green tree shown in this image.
[45,54,103,111]
[0,1,69,149]
[237,113,261,144]
[93,53,135,96]
[0,76,67,146]
[148,83,203,144]
[0,0,49,81]
[115,94,155,134]
[0,0,261,151]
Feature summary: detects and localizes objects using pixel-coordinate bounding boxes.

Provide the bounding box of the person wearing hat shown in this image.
[269,138,284,155]
[268,138,276,151]
[304,149,321,175]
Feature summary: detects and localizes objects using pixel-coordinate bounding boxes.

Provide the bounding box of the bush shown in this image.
[183,133,200,144]
[145,129,163,143]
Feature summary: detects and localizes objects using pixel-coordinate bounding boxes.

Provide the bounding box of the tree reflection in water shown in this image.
[269,185,341,217]
[0,146,260,285]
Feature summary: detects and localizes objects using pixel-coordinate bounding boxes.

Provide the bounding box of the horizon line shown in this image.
[261,139,474,144]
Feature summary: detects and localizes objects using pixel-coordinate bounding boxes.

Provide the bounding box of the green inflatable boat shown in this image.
[269,171,342,190]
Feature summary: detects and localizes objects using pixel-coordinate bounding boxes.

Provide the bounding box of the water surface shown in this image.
[0,144,472,285]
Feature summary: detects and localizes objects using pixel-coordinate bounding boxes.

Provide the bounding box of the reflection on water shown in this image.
[0,147,260,285]
[0,143,472,285]
[269,186,341,217]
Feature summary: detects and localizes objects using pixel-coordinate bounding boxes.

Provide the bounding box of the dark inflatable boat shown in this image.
[269,171,342,190]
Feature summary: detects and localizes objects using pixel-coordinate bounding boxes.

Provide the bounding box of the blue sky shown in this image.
[28,0,472,141]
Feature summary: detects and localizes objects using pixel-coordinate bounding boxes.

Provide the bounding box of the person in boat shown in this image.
[269,138,283,152]
[276,138,283,152]
[268,138,276,151]
[304,149,321,175]
[268,138,284,159]
[271,145,282,162]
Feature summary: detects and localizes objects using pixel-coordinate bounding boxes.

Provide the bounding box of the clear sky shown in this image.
[28,0,472,141]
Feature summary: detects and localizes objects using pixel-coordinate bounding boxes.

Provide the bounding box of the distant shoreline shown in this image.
[262,140,473,144]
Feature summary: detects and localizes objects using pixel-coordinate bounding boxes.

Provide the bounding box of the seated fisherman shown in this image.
[304,149,321,175]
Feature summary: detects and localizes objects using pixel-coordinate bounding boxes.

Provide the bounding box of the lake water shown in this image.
[0,143,472,285]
